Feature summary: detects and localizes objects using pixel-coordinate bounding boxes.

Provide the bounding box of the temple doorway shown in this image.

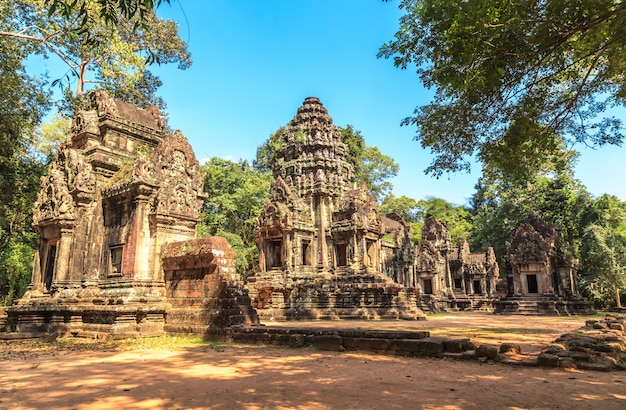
[43,244,57,291]
[526,274,539,294]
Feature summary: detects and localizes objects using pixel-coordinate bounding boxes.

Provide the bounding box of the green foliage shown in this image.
[0,20,50,304]
[32,113,71,162]
[379,194,420,222]
[2,0,190,110]
[380,0,626,177]
[0,241,35,305]
[416,197,473,244]
[340,125,399,202]
[46,0,171,28]
[252,126,286,174]
[380,194,471,244]
[580,195,626,307]
[470,140,588,262]
[198,158,271,280]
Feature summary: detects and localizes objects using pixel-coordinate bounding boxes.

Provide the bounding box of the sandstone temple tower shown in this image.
[496,212,594,315]
[248,97,424,320]
[7,90,208,337]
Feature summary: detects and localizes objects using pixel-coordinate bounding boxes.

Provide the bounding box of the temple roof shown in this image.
[291,97,334,130]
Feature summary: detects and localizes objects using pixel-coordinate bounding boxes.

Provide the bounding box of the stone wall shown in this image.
[163,237,258,337]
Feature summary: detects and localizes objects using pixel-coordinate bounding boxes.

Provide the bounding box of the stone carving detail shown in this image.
[151,130,204,219]
[33,146,96,224]
[506,212,555,265]
[249,97,425,321]
[90,89,119,117]
[415,241,440,273]
[71,110,100,135]
[496,212,594,315]
[33,166,75,223]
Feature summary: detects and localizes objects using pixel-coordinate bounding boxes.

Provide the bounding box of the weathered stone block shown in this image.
[476,345,498,359]
[357,338,390,352]
[595,342,623,354]
[443,339,469,353]
[499,343,521,355]
[576,360,614,372]
[289,334,305,347]
[537,353,560,367]
[314,335,344,351]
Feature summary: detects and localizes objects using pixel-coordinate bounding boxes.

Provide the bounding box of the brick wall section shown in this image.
[163,237,259,335]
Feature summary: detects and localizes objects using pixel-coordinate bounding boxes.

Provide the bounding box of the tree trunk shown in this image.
[76,59,87,97]
[616,284,622,308]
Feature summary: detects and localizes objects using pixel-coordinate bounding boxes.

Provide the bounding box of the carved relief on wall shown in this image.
[335,185,382,232]
[415,241,441,273]
[90,89,119,117]
[148,130,204,220]
[421,217,451,246]
[71,110,100,136]
[33,146,96,224]
[506,222,552,265]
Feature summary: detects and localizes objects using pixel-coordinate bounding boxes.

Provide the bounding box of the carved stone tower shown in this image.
[249,97,424,320]
[7,90,207,337]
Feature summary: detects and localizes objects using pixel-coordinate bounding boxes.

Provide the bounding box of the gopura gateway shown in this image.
[496,212,594,315]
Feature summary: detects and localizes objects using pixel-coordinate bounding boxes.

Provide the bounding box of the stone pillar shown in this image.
[317,196,326,269]
[132,192,152,281]
[53,227,74,284]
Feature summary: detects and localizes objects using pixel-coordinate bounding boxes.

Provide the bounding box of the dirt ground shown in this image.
[1,313,625,410]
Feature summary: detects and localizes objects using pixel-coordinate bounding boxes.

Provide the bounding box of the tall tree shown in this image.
[254,124,399,202]
[580,194,626,307]
[1,0,190,109]
[198,158,272,279]
[379,0,626,177]
[470,138,588,262]
[0,12,50,304]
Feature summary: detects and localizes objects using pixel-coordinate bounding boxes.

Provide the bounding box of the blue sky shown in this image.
[40,1,626,204]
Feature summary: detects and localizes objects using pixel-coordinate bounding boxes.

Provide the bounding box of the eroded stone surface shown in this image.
[4,90,206,338]
[496,212,594,315]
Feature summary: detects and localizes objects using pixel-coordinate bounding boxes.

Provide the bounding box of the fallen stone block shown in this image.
[443,339,469,353]
[537,352,560,367]
[576,360,614,372]
[499,343,521,355]
[476,345,498,360]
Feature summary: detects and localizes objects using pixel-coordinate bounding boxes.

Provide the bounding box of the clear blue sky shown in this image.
[43,1,626,204]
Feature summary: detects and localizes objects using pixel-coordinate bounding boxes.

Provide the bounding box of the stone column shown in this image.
[53,227,74,284]
[132,192,152,281]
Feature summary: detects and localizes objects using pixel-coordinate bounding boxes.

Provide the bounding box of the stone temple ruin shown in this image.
[3,90,256,338]
[0,94,595,341]
[495,212,594,315]
[247,97,424,320]
[413,218,499,312]
[246,97,499,320]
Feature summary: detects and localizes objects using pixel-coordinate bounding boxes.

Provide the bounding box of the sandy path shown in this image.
[1,314,624,410]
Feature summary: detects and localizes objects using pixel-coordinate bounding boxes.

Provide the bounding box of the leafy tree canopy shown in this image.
[580,194,626,307]
[46,0,171,29]
[0,21,50,304]
[380,0,626,177]
[198,158,272,279]
[1,0,190,110]
[470,138,590,263]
